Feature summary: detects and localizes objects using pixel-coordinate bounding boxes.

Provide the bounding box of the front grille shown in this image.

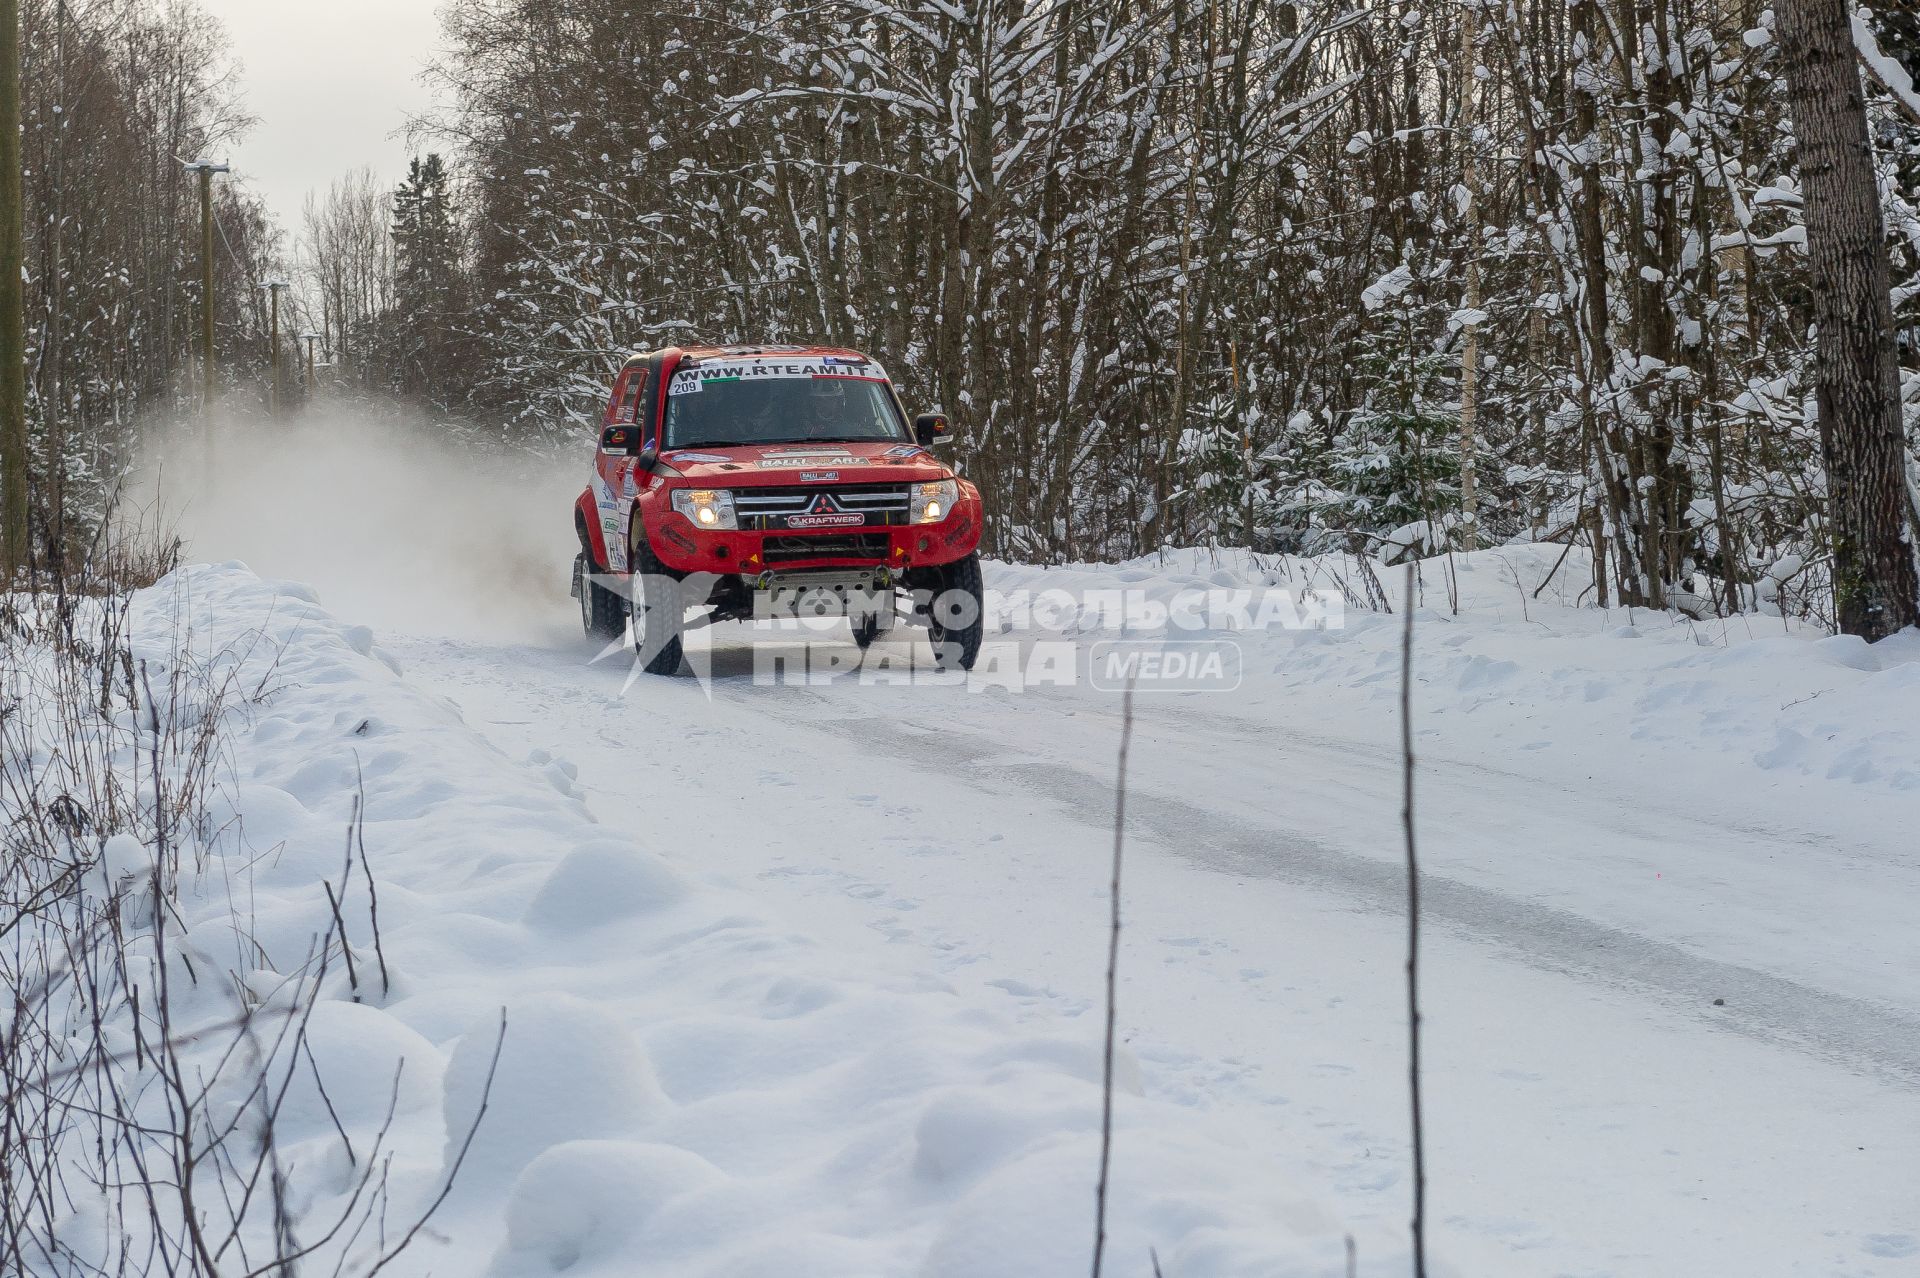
[734,484,911,530]
[761,533,892,563]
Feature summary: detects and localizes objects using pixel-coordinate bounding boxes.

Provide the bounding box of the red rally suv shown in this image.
[571,345,987,675]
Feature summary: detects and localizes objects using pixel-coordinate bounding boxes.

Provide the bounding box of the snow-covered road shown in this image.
[378,549,1920,1277]
[157,429,1919,1274]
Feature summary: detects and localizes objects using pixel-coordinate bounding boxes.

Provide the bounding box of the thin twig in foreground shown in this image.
[320,880,361,1000]
[1091,679,1137,1278]
[1401,561,1428,1278]
[365,1010,507,1276]
[352,769,392,998]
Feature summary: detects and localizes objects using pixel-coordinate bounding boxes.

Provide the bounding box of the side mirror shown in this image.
[600,424,639,455]
[913,413,951,447]
[635,443,660,472]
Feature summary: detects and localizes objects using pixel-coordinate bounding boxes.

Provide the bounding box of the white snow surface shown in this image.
[122,530,1920,1276]
[123,563,1409,1277]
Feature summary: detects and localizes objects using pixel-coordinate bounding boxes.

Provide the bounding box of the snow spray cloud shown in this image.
[139,407,581,646]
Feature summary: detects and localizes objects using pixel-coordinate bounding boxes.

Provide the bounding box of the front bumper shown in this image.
[647,494,982,575]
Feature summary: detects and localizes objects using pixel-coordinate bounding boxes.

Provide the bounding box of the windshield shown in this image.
[663,359,908,449]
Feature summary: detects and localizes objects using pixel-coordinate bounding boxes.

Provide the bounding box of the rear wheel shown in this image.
[628,527,685,676]
[576,549,625,639]
[927,552,984,671]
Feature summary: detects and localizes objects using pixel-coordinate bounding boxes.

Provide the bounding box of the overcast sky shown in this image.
[196,0,444,238]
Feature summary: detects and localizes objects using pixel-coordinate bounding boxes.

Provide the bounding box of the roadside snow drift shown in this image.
[364,539,1911,1276]
[125,564,1412,1277]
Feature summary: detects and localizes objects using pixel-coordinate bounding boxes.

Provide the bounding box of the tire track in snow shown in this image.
[753,696,1920,1091]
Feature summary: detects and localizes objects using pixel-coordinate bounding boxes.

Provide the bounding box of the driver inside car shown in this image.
[793,377,853,439]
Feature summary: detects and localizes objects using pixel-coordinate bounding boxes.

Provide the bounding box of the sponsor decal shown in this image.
[787,512,867,529]
[880,444,928,459]
[760,455,868,468]
[670,451,733,463]
[820,355,869,367]
[667,359,890,396]
[798,471,840,482]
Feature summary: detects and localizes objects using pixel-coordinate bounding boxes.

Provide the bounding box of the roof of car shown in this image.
[626,343,874,366]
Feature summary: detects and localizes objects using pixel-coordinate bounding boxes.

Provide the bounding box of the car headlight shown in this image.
[671,488,737,530]
[910,479,958,525]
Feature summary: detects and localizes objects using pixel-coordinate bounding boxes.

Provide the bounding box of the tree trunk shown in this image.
[0,0,27,581]
[1778,0,1920,639]
[1457,0,1480,549]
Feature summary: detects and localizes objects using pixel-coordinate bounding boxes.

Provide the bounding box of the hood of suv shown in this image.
[655,439,950,485]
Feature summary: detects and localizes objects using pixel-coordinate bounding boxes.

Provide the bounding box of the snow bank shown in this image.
[128,563,1412,1276]
[990,542,1920,798]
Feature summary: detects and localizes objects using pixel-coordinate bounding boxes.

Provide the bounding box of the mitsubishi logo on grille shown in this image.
[787,490,866,530]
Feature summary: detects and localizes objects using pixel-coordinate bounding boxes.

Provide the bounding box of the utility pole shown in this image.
[299,332,321,404]
[261,279,288,417]
[1,0,28,581]
[182,160,229,442]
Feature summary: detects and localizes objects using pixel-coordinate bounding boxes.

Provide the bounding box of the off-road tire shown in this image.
[628,526,686,676]
[927,552,984,671]
[576,549,626,639]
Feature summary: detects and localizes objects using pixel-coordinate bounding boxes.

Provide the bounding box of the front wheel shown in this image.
[628,528,686,676]
[926,552,984,671]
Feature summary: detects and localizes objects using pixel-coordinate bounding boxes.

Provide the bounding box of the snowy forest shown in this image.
[8,5,1920,1275]
[12,0,1920,621]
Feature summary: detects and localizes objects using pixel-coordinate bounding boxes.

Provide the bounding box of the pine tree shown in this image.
[391,154,461,406]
